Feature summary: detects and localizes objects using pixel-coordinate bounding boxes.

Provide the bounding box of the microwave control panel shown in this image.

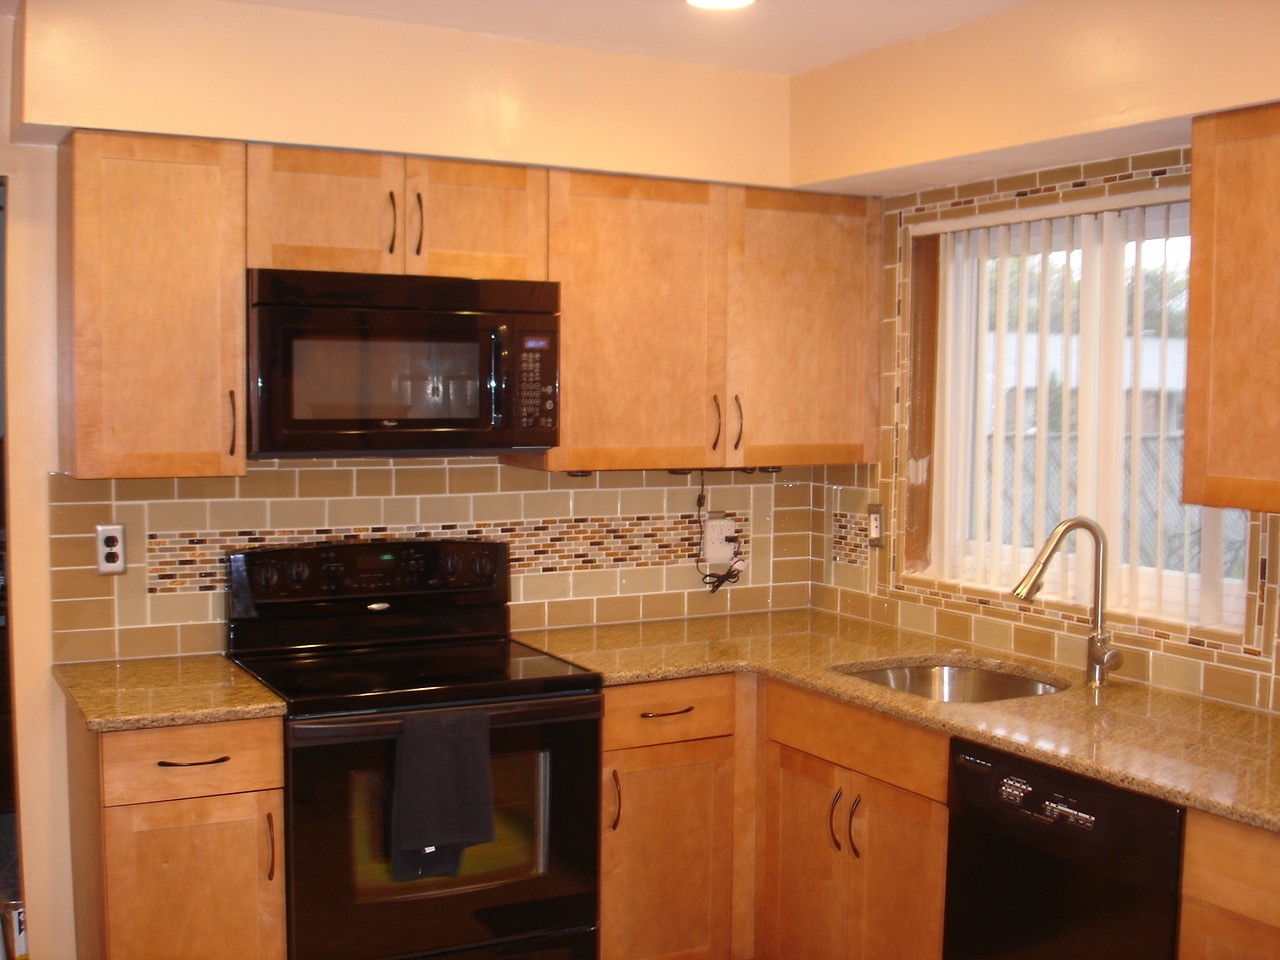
[517,333,558,430]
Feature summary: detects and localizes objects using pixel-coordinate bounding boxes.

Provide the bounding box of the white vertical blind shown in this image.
[931,202,1246,628]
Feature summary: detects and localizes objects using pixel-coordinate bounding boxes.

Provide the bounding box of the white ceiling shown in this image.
[233,0,1038,75]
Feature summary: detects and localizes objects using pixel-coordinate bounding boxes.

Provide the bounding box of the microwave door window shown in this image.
[291,336,482,423]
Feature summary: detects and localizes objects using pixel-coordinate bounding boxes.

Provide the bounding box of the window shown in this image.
[928,201,1246,629]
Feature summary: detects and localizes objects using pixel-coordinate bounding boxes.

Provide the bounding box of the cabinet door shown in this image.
[845,770,947,959]
[601,737,734,960]
[102,789,285,960]
[1180,898,1280,960]
[534,170,729,472]
[758,742,849,960]
[405,158,548,280]
[247,143,405,273]
[725,188,880,468]
[1185,102,1280,510]
[58,131,246,478]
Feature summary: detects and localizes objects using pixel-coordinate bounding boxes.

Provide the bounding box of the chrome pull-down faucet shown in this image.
[1012,515,1123,688]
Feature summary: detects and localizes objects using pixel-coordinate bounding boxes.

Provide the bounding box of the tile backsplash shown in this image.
[49,461,841,663]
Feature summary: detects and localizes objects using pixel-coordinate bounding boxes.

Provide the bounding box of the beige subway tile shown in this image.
[773,483,812,509]
[687,588,731,618]
[52,597,115,633]
[177,476,239,500]
[149,591,215,627]
[270,498,330,530]
[972,617,1013,653]
[995,172,1037,193]
[619,567,666,595]
[572,569,620,599]
[1112,647,1150,683]
[53,629,118,664]
[147,500,211,532]
[500,466,552,492]
[355,469,394,498]
[903,210,940,226]
[208,499,270,532]
[1082,157,1130,179]
[1058,185,1108,204]
[50,503,114,536]
[935,609,973,643]
[395,466,448,496]
[869,596,898,626]
[522,572,573,602]
[642,591,686,620]
[726,585,770,612]
[1038,164,1082,186]
[549,472,599,490]
[882,194,917,213]
[975,198,1020,216]
[51,566,113,602]
[419,495,472,525]
[899,601,935,635]
[771,532,811,560]
[545,598,594,628]
[1157,172,1190,190]
[327,498,384,528]
[571,489,621,518]
[382,498,419,525]
[919,185,957,206]
[1151,652,1202,695]
[596,595,642,624]
[449,465,500,494]
[1013,625,1055,661]
[48,473,112,505]
[771,508,810,535]
[1202,663,1261,708]
[1107,176,1161,196]
[523,491,573,519]
[596,471,646,490]
[771,582,810,610]
[955,179,996,201]
[50,534,95,570]
[618,488,665,517]
[238,469,298,499]
[840,589,871,621]
[771,558,811,584]
[298,469,355,499]
[509,602,547,631]
[1131,148,1184,172]
[472,493,524,522]
[179,622,225,655]
[117,626,182,659]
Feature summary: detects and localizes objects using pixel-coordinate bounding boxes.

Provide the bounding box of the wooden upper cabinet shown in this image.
[58,130,246,478]
[1185,102,1280,510]
[518,170,728,472]
[247,144,548,279]
[726,188,881,468]
[507,172,882,473]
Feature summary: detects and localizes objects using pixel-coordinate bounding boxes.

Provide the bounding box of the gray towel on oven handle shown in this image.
[390,708,494,881]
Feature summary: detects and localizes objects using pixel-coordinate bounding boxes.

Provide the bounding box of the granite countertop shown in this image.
[55,654,285,732]
[53,609,1280,834]
[515,609,1280,834]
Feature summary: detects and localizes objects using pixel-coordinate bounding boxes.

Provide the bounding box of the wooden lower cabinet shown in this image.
[67,715,285,960]
[1180,808,1280,959]
[599,675,743,960]
[758,741,947,960]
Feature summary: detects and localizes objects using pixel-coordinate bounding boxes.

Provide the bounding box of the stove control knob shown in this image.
[471,554,496,580]
[440,552,462,577]
[252,563,279,591]
[283,559,310,584]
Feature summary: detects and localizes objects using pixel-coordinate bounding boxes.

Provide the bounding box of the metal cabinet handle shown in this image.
[266,811,277,882]
[228,390,237,456]
[156,755,231,767]
[640,706,694,719]
[415,191,425,256]
[733,394,744,451]
[387,190,398,253]
[610,769,622,831]
[711,394,722,451]
[828,787,843,851]
[847,793,862,860]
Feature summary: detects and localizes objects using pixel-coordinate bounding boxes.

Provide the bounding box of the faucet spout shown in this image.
[1011,516,1121,688]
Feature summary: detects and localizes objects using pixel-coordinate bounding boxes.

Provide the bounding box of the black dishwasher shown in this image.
[943,738,1184,960]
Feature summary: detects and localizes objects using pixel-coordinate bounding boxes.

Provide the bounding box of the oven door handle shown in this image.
[288,693,602,746]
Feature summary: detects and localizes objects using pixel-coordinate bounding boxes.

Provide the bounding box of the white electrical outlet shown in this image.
[96,523,126,575]
[703,518,737,565]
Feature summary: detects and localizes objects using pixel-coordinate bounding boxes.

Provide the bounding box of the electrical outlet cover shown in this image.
[703,518,737,565]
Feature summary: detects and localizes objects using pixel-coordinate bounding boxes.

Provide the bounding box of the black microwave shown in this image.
[247,269,559,458]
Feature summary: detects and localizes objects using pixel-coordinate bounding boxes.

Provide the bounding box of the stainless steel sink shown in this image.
[831,658,1067,703]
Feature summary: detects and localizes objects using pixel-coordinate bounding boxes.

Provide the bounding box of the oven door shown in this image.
[285,695,600,960]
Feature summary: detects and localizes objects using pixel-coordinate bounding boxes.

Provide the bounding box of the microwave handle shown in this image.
[490,328,507,427]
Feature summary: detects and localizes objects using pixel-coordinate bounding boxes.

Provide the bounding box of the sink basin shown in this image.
[831,658,1067,703]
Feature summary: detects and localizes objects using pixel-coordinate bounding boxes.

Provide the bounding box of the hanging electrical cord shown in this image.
[694,471,744,593]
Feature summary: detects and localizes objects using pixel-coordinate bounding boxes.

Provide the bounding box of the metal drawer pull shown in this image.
[733,394,744,451]
[640,705,694,719]
[156,755,231,768]
[610,769,622,831]
[266,811,276,882]
[415,191,425,256]
[828,787,843,851]
[847,793,862,859]
[387,190,397,253]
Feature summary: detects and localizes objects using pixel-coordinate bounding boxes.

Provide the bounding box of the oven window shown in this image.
[291,336,480,421]
[350,750,549,902]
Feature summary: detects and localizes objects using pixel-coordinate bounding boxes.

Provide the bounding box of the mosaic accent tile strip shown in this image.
[832,512,871,567]
[147,514,748,594]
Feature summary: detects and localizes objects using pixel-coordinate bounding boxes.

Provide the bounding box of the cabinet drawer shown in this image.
[603,675,736,750]
[101,718,283,806]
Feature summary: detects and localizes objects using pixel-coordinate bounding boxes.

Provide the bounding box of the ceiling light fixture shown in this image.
[686,0,756,10]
